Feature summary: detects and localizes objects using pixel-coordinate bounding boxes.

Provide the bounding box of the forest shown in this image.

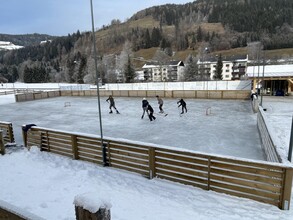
[0,0,293,84]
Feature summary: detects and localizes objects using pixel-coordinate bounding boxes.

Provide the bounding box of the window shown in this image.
[226,64,230,67]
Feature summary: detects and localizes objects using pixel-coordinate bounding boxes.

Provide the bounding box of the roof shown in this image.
[142,60,184,68]
[247,64,293,78]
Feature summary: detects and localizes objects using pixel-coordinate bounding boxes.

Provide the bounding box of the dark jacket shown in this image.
[142,100,149,108]
[177,99,186,107]
[147,104,154,113]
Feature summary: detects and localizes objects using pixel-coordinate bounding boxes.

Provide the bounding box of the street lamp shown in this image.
[89,0,105,166]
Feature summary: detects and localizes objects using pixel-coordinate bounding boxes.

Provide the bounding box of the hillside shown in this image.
[1,0,293,84]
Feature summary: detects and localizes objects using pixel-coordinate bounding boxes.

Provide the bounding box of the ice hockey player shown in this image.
[106,95,120,114]
[177,98,187,114]
[156,95,164,113]
[141,98,149,119]
[147,104,156,121]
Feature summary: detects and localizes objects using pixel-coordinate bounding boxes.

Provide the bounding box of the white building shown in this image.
[198,55,248,80]
[142,61,185,82]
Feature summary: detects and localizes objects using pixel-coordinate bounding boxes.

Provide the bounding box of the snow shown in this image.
[260,96,293,163]
[247,64,293,77]
[73,193,112,213]
[0,92,293,219]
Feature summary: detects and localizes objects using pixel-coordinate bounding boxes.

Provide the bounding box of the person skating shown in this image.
[177,98,187,114]
[141,98,149,119]
[147,104,156,121]
[156,95,164,113]
[106,95,120,114]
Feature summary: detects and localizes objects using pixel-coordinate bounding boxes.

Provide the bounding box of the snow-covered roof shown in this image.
[142,60,184,68]
[247,64,293,77]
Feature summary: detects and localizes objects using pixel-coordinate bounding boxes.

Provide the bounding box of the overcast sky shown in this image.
[0,0,193,36]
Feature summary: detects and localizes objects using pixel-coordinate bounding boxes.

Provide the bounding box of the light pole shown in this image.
[89,0,105,166]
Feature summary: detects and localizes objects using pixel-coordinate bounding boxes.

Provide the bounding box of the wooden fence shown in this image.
[257,108,281,163]
[22,125,293,210]
[14,90,250,102]
[0,121,15,144]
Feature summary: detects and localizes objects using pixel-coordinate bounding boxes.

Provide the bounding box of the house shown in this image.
[197,55,248,80]
[247,64,293,96]
[142,61,185,82]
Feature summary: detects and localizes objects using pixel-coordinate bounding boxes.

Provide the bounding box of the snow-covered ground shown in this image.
[0,94,293,220]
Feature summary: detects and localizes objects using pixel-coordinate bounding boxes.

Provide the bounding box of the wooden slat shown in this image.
[77,142,101,150]
[77,138,101,146]
[109,149,149,160]
[211,167,282,185]
[210,181,280,200]
[46,138,71,145]
[107,139,150,149]
[49,148,72,158]
[41,140,71,149]
[211,156,283,172]
[78,146,101,155]
[156,152,209,166]
[110,154,149,165]
[210,174,282,193]
[47,132,72,141]
[156,169,208,185]
[110,163,149,177]
[156,175,208,190]
[211,161,283,178]
[109,143,148,155]
[156,163,208,179]
[156,157,209,172]
[110,158,149,171]
[211,187,279,207]
[78,152,102,161]
[48,144,72,153]
[156,148,210,159]
[78,155,103,165]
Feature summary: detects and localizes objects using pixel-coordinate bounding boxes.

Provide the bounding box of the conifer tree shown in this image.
[214,54,223,80]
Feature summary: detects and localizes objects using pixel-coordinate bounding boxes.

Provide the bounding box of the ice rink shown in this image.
[0,95,265,161]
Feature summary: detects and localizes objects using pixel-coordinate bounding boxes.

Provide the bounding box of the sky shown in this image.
[0,0,193,36]
[0,89,293,219]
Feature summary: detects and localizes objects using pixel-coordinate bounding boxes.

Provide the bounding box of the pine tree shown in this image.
[124,55,135,83]
[214,54,223,80]
[184,55,198,81]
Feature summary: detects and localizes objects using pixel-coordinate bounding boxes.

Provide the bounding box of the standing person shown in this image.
[177,98,187,114]
[147,104,156,121]
[156,95,164,113]
[141,98,149,119]
[106,95,120,114]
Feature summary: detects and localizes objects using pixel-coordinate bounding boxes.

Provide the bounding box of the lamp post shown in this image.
[89,0,105,165]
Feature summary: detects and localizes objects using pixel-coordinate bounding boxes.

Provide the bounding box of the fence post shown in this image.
[71,135,78,160]
[74,194,111,220]
[22,125,28,148]
[102,143,109,167]
[75,206,110,220]
[207,156,211,190]
[288,115,293,162]
[8,123,14,143]
[148,147,156,179]
[0,130,5,155]
[280,168,293,210]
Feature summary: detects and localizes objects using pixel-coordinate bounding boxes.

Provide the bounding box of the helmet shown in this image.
[143,97,146,100]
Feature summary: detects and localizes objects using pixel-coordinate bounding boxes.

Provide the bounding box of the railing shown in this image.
[22,125,293,210]
[257,108,281,163]
[0,121,15,144]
